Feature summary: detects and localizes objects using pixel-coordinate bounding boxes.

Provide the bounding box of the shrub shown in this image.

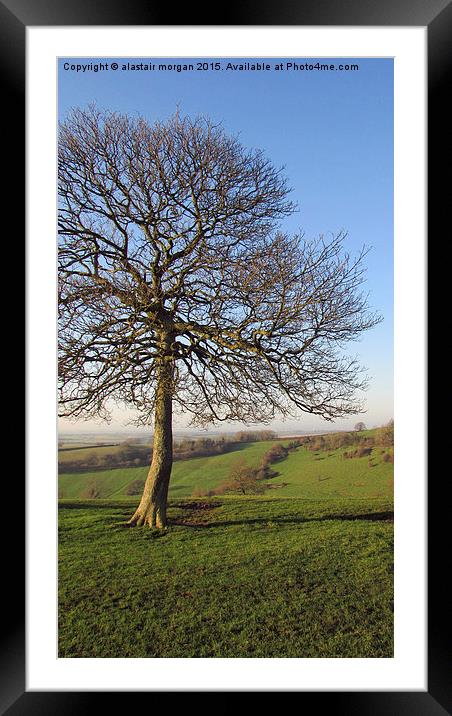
[343,447,372,459]
[80,480,102,498]
[287,439,304,451]
[325,433,349,450]
[191,486,217,498]
[310,435,326,451]
[219,458,268,495]
[264,444,289,463]
[125,479,146,495]
[374,419,394,447]
[256,464,278,480]
[85,454,99,466]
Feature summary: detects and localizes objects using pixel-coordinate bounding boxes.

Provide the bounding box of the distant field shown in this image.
[58,442,94,450]
[58,443,124,463]
[58,438,393,501]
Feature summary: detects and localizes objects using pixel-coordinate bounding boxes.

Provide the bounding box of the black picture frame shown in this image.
[6,0,442,712]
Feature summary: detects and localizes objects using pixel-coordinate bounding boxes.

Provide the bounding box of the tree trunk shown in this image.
[128,332,174,528]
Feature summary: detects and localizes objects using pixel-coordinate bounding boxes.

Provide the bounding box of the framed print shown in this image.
[5,0,444,711]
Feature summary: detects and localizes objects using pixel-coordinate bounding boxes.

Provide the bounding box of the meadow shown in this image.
[58,430,394,658]
[59,437,393,501]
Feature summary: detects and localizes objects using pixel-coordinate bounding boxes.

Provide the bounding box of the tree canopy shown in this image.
[59,107,379,428]
[58,106,381,527]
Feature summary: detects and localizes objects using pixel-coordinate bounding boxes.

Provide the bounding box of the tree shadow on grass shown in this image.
[169,510,394,529]
[58,501,133,510]
[58,500,393,531]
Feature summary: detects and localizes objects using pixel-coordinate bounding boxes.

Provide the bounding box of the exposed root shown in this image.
[127,507,167,529]
[127,512,146,527]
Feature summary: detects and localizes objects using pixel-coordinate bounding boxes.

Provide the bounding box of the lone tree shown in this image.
[354,421,367,432]
[58,107,380,528]
[223,458,266,496]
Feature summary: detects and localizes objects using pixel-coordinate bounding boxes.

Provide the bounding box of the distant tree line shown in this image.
[59,443,152,473]
[299,420,394,453]
[191,421,394,498]
[59,431,279,473]
[234,430,277,443]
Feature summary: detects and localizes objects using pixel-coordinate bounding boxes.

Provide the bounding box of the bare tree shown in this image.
[221,458,266,496]
[354,421,367,432]
[58,107,381,528]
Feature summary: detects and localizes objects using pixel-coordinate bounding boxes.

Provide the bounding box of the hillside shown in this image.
[59,427,394,658]
[59,430,393,502]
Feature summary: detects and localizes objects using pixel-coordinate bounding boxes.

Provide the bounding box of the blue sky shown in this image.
[58,57,393,433]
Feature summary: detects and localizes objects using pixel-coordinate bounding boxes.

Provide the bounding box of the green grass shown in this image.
[58,443,123,462]
[59,496,393,658]
[59,439,393,500]
[58,433,394,657]
[267,446,393,499]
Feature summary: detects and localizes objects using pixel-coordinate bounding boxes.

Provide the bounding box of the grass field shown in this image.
[58,433,393,658]
[58,439,393,500]
[58,443,124,462]
[59,496,393,658]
